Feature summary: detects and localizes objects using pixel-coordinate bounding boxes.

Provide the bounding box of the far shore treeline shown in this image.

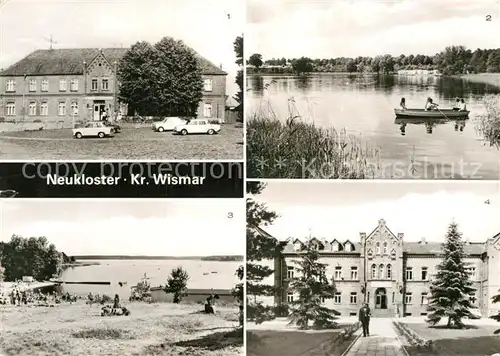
[70,255,244,261]
[247,46,500,75]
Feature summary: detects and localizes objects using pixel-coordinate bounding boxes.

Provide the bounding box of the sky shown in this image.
[0,0,243,95]
[252,181,500,243]
[0,199,244,256]
[247,0,500,59]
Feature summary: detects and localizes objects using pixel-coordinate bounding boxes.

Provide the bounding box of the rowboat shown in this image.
[394,108,469,118]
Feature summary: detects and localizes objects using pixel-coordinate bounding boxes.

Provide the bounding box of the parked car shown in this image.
[73,121,114,139]
[103,121,121,133]
[173,119,221,135]
[152,117,189,132]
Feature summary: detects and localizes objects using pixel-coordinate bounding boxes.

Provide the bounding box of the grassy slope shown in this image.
[0,302,242,356]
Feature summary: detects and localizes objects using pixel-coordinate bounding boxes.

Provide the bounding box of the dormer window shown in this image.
[332,242,339,252]
[293,241,301,251]
[345,243,351,252]
[383,242,388,254]
[375,242,381,254]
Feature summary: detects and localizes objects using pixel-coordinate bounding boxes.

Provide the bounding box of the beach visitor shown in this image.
[113,294,120,309]
[400,97,406,110]
[358,303,371,337]
[425,97,438,111]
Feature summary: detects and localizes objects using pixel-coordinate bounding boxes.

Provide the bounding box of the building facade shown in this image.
[254,219,500,318]
[0,48,227,124]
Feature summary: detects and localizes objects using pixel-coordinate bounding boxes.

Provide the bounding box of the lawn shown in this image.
[400,322,500,356]
[0,301,243,356]
[0,123,243,160]
[247,325,358,356]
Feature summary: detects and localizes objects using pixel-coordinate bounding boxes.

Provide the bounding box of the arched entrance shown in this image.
[375,287,387,309]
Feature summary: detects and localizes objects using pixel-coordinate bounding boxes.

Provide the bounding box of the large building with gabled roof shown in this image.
[252,219,500,318]
[0,47,227,124]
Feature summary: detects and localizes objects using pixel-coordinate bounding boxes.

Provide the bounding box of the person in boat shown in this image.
[425,97,438,111]
[452,98,460,111]
[459,98,467,111]
[400,97,407,110]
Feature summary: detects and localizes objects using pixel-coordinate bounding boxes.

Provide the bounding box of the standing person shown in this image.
[113,294,120,309]
[358,303,371,337]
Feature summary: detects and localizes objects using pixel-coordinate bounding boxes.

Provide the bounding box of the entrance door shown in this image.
[375,288,387,309]
[93,102,106,121]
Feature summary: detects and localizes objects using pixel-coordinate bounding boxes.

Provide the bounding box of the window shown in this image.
[367,249,373,259]
[70,79,79,91]
[320,296,326,303]
[378,264,384,279]
[334,266,342,280]
[469,294,477,305]
[350,266,358,280]
[383,242,388,254]
[406,267,413,280]
[6,102,15,116]
[59,79,67,91]
[350,292,357,304]
[102,78,109,90]
[287,266,294,279]
[421,292,428,305]
[58,102,66,116]
[91,79,98,90]
[405,293,412,304]
[6,79,15,92]
[203,103,213,118]
[334,292,341,304]
[371,264,377,279]
[293,242,301,251]
[386,264,392,279]
[332,242,339,251]
[375,242,380,254]
[28,102,36,116]
[392,292,395,304]
[70,102,79,115]
[40,102,48,116]
[345,243,351,252]
[421,267,428,281]
[41,79,48,92]
[391,249,396,259]
[203,78,213,91]
[287,293,294,303]
[29,79,36,92]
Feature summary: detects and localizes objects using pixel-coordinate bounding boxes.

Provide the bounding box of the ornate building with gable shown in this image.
[253,219,500,318]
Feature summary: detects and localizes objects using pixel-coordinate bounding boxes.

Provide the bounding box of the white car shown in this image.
[73,122,114,139]
[174,119,221,135]
[152,117,188,132]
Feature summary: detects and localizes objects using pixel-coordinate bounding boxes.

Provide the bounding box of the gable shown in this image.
[87,52,115,76]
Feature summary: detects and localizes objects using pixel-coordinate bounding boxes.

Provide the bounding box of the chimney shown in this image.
[220,63,223,69]
[359,232,366,243]
[378,219,386,226]
[397,233,404,240]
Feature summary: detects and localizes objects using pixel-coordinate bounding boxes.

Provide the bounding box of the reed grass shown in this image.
[247,97,380,179]
[474,94,500,149]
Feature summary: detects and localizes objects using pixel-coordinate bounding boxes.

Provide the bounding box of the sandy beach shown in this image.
[0,301,242,356]
[460,73,500,88]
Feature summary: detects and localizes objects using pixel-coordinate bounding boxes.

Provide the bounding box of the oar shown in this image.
[434,105,453,121]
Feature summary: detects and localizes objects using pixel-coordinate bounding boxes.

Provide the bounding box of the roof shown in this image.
[1,48,227,76]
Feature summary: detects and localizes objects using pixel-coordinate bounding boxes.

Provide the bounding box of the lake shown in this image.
[247,73,500,179]
[59,259,241,300]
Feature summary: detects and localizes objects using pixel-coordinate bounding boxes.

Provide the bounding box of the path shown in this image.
[346,318,407,356]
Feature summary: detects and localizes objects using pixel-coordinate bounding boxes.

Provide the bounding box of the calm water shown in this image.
[247,74,500,179]
[60,259,241,300]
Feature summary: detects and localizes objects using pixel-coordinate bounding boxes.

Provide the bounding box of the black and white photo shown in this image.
[246,0,500,179]
[0,199,244,356]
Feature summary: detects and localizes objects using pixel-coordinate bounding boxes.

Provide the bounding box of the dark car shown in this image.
[103,121,121,133]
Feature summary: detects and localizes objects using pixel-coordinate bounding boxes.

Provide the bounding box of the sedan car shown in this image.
[173,119,221,135]
[152,117,188,132]
[73,121,114,139]
[103,121,121,133]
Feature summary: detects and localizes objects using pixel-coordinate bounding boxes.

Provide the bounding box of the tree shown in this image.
[248,53,264,68]
[491,291,500,334]
[287,238,338,330]
[426,222,475,328]
[232,265,244,326]
[117,37,203,117]
[291,57,313,74]
[247,181,282,323]
[233,36,243,122]
[346,59,356,73]
[164,266,190,303]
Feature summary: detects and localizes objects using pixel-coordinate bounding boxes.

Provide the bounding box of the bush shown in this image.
[0,117,6,123]
[33,119,42,123]
[393,321,434,349]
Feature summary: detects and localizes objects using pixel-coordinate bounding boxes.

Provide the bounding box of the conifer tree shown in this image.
[246,181,283,323]
[287,238,338,330]
[426,222,475,328]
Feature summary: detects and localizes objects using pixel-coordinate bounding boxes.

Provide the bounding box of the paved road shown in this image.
[346,318,407,356]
